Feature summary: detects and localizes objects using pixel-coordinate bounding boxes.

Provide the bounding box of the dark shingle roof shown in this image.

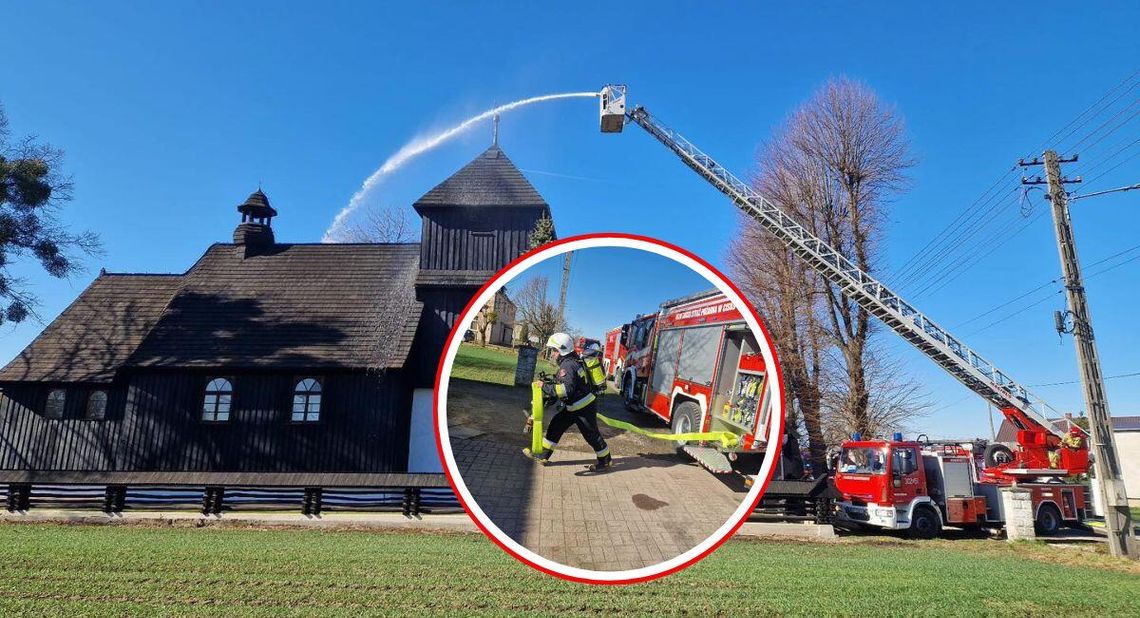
[415,270,498,287]
[237,189,277,218]
[0,274,183,383]
[127,243,422,371]
[0,244,424,383]
[413,145,548,210]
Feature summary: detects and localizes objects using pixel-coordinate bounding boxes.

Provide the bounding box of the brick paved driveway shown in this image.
[448,380,749,572]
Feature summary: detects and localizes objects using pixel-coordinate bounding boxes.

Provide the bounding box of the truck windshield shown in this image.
[838,447,887,475]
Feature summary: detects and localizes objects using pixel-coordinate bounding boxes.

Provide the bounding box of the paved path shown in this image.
[452,435,747,572]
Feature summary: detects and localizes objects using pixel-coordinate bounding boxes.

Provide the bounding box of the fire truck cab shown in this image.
[602,327,626,381]
[834,435,1087,538]
[619,290,774,474]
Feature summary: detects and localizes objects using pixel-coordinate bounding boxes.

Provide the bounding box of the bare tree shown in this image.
[513,275,563,356]
[338,204,417,243]
[789,77,914,436]
[730,77,921,464]
[729,212,831,474]
[821,343,931,444]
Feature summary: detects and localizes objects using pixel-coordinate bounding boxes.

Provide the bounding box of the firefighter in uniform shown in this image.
[525,332,612,471]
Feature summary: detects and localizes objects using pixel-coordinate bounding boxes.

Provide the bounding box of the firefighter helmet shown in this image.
[545,332,574,355]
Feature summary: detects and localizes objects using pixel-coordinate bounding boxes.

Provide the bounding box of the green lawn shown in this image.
[450,342,557,386]
[0,523,1136,615]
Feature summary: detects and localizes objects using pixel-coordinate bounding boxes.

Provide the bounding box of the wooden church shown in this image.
[0,140,553,507]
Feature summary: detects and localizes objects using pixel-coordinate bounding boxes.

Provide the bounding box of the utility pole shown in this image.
[557,251,572,327]
[1021,150,1137,558]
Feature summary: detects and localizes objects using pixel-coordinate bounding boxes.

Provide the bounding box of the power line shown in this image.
[1085,251,1140,279]
[910,202,1037,300]
[1081,150,1140,190]
[1071,183,1140,201]
[956,240,1140,335]
[1073,134,1140,179]
[895,186,1023,292]
[963,255,1137,338]
[1085,241,1140,269]
[893,73,1140,293]
[1043,69,1140,150]
[909,76,1140,300]
[956,278,1059,328]
[917,181,1140,305]
[1069,96,1140,152]
[908,187,1051,300]
[963,289,1062,337]
[1030,371,1140,388]
[891,168,1018,284]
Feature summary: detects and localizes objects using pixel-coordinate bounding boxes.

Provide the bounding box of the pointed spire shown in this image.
[492,113,500,147]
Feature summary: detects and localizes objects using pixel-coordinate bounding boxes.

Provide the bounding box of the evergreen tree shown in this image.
[528,213,555,249]
[0,103,99,324]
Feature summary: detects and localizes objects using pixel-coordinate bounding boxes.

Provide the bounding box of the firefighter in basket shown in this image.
[523,333,612,472]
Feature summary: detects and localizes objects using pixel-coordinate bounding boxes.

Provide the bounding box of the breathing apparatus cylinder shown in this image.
[583,354,606,393]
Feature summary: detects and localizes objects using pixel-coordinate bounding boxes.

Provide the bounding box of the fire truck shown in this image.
[835,434,1087,538]
[574,336,601,355]
[617,289,775,474]
[596,84,1122,538]
[602,326,625,381]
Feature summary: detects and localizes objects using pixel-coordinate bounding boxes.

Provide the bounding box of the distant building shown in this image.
[996,414,1140,506]
[475,289,517,347]
[0,143,553,484]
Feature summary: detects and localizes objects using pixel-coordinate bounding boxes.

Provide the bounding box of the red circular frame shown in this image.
[433,232,785,585]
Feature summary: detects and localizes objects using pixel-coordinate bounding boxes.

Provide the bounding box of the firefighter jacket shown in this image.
[543,353,597,412]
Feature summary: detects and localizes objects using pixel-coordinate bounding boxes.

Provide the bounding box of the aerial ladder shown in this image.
[596,84,1089,482]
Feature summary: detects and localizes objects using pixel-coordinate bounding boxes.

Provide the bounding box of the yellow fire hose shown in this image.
[528,381,739,455]
[530,381,545,455]
[596,413,739,449]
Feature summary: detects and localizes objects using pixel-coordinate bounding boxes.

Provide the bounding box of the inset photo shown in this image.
[435,234,785,583]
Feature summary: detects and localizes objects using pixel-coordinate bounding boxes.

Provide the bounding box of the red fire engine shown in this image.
[617,290,774,474]
[834,434,1088,538]
[602,327,626,381]
[574,336,601,355]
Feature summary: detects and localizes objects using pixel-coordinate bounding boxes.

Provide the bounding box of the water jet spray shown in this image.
[324,91,599,241]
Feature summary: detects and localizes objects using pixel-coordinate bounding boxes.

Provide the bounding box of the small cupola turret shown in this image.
[233,189,277,247]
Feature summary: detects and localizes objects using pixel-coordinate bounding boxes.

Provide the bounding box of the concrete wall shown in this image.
[1116,431,1140,506]
[406,388,442,473]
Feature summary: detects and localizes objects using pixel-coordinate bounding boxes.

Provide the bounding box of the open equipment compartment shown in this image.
[709,327,769,438]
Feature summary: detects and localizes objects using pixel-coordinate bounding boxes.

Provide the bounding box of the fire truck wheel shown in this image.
[908,505,942,540]
[621,375,637,411]
[672,401,701,453]
[983,443,1015,468]
[1034,503,1062,536]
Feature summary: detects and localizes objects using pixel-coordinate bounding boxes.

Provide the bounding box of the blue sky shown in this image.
[1,3,1138,439]
[507,247,712,343]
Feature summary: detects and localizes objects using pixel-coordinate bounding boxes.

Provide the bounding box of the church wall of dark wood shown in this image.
[419,208,541,272]
[409,287,481,387]
[0,370,412,473]
[0,383,126,471]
